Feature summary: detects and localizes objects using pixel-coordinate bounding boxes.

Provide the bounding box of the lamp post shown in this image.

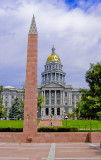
[64,110,66,120]
[65,115,68,127]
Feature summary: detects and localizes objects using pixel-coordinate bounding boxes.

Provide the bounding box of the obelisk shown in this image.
[23,15,38,135]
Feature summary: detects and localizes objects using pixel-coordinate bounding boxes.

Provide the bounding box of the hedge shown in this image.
[0,127,23,132]
[38,127,78,132]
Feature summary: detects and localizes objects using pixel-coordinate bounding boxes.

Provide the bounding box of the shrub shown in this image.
[38,127,78,132]
[0,127,23,132]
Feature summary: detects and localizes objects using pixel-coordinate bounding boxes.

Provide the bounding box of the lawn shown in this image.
[0,120,101,131]
[62,120,101,130]
[0,120,40,128]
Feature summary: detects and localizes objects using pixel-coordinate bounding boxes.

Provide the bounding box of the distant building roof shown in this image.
[4,86,16,89]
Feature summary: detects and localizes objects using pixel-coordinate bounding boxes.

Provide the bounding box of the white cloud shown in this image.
[0,0,101,88]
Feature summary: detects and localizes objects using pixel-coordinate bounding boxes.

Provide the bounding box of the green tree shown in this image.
[74,101,81,119]
[97,111,101,120]
[9,98,24,120]
[80,62,101,119]
[37,95,45,118]
[0,85,6,118]
[67,113,73,119]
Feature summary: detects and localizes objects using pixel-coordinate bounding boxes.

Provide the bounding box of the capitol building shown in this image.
[2,45,81,119]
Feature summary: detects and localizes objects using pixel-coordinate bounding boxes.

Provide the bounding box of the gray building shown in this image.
[1,86,24,119]
[2,46,81,119]
[38,46,81,119]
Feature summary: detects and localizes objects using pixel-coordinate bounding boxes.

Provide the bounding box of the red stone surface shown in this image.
[23,34,38,136]
[90,132,101,143]
[0,142,100,160]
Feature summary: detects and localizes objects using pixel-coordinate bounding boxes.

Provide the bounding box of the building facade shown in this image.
[1,86,24,118]
[1,46,81,119]
[38,46,81,119]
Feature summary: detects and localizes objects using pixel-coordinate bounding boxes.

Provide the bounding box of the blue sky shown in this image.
[0,0,101,89]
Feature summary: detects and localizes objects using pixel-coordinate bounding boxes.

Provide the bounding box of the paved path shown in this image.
[38,120,62,127]
[0,142,100,160]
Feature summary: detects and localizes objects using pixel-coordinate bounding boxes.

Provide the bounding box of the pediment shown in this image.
[41,82,65,88]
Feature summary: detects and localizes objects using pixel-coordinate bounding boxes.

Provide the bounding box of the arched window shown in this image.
[57,108,60,115]
[46,108,49,115]
[51,108,54,115]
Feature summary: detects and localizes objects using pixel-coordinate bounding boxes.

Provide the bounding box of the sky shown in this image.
[0,0,101,89]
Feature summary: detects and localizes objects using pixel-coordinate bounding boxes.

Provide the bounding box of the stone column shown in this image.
[68,93,70,106]
[55,90,56,105]
[49,90,51,105]
[23,15,37,135]
[60,91,62,105]
[55,73,56,81]
[44,91,45,104]
[55,108,57,119]
[49,108,51,116]
[42,91,43,105]
[63,91,65,105]
[50,73,52,81]
[59,73,60,81]
[70,92,72,106]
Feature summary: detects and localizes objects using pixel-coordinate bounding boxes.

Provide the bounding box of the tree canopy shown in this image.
[9,97,24,120]
[80,62,101,119]
[0,85,6,118]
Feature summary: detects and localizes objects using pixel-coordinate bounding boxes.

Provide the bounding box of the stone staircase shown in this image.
[38,120,62,127]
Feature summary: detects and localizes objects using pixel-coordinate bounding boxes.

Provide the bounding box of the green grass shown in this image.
[62,120,101,130]
[0,120,40,128]
[0,120,23,128]
[0,120,101,132]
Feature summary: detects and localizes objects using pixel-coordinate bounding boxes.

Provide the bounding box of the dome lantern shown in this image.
[46,46,61,63]
[52,45,55,53]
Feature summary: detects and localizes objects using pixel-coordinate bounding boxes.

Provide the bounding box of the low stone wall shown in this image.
[0,132,100,143]
[0,132,89,143]
[90,132,101,143]
[30,132,90,143]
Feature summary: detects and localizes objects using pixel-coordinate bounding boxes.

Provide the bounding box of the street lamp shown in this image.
[64,110,66,120]
[65,115,68,127]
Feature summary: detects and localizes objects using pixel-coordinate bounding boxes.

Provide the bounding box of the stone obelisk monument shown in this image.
[23,16,37,135]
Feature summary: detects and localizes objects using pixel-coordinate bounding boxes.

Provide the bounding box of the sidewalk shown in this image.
[0,142,100,160]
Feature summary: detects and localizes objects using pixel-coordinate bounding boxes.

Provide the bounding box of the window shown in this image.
[60,74,62,80]
[5,101,7,107]
[46,100,49,105]
[51,108,54,115]
[57,108,60,115]
[51,100,54,105]
[65,92,67,97]
[56,74,59,80]
[12,96,14,99]
[52,73,55,80]
[57,100,60,105]
[65,102,67,105]
[46,108,49,115]
[51,92,55,97]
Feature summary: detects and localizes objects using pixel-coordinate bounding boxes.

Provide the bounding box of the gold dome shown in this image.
[46,45,61,63]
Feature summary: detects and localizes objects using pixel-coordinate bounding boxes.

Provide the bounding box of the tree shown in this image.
[80,62,101,119]
[74,101,81,119]
[9,98,24,120]
[0,85,6,118]
[67,113,73,119]
[37,95,45,118]
[97,111,101,120]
